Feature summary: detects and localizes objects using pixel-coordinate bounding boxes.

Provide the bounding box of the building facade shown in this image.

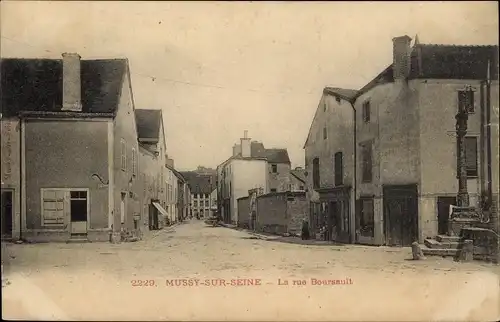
[1,54,143,243]
[289,167,306,192]
[304,35,499,246]
[136,109,169,230]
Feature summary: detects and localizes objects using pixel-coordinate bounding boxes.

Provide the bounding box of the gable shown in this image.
[303,94,326,149]
[115,61,139,141]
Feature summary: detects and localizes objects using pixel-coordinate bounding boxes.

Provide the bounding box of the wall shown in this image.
[305,94,355,190]
[237,196,250,228]
[24,119,109,233]
[0,118,21,239]
[232,159,268,224]
[418,79,500,239]
[286,192,309,235]
[112,72,141,236]
[267,163,291,192]
[256,193,287,234]
[353,80,420,245]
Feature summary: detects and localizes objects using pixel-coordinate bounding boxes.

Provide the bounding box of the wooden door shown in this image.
[383,185,418,247]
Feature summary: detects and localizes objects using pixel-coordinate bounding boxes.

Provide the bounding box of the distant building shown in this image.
[180,171,216,219]
[217,131,292,225]
[289,167,306,192]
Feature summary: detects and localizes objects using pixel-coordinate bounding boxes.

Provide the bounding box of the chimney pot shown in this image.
[392,35,412,81]
[61,52,82,112]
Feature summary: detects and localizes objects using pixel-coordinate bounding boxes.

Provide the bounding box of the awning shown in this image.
[152,202,169,217]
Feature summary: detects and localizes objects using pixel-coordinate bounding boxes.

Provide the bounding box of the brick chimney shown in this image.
[392,35,412,81]
[240,130,251,158]
[232,144,241,156]
[62,53,82,111]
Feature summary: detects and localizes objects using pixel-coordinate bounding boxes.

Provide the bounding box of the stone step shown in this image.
[66,237,91,244]
[421,244,458,257]
[424,238,460,249]
[436,235,460,243]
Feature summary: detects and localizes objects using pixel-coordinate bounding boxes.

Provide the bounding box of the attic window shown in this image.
[362,101,371,123]
[323,103,327,112]
[335,96,341,104]
[323,127,327,140]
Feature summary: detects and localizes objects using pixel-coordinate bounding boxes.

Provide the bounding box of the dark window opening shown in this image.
[335,96,341,104]
[362,101,371,123]
[323,127,327,140]
[359,198,374,237]
[334,152,343,186]
[463,136,478,177]
[271,164,277,173]
[299,185,305,190]
[361,143,373,183]
[70,199,87,222]
[312,158,320,189]
[270,189,277,193]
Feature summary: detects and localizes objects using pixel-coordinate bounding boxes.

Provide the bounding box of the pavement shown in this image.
[2,220,500,321]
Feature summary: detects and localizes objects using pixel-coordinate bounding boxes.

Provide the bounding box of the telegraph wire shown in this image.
[1,35,318,97]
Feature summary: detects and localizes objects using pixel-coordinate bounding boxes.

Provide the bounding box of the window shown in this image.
[120,139,127,171]
[70,191,88,222]
[312,157,320,189]
[205,200,209,207]
[270,188,277,193]
[299,185,305,191]
[334,152,343,186]
[463,136,478,177]
[323,127,327,140]
[361,143,373,183]
[335,96,341,104]
[359,198,374,237]
[194,200,198,207]
[323,102,327,112]
[362,101,371,123]
[458,89,475,113]
[41,189,66,227]
[271,164,278,173]
[131,148,137,176]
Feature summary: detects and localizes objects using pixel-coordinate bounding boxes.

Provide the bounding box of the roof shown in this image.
[135,109,162,142]
[179,171,216,195]
[353,42,499,100]
[1,58,128,117]
[323,87,359,101]
[290,168,306,183]
[264,148,290,164]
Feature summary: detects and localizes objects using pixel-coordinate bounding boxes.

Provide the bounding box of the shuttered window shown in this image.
[120,139,127,171]
[334,152,343,186]
[361,142,373,183]
[42,190,66,227]
[312,158,320,189]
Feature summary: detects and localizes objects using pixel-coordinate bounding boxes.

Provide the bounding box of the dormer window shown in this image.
[335,96,341,104]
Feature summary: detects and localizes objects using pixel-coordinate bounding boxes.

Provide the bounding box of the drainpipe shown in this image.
[348,100,357,244]
[19,116,24,242]
[485,64,495,232]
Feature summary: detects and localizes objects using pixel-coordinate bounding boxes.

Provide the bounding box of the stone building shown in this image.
[304,35,499,246]
[136,109,169,230]
[1,53,143,243]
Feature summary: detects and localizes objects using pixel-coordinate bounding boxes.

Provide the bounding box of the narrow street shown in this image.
[2,221,499,321]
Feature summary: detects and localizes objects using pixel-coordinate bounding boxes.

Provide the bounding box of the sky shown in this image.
[1,1,498,171]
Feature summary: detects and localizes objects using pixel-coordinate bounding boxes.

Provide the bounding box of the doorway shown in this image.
[1,190,13,239]
[437,197,456,235]
[70,190,88,235]
[383,184,419,247]
[328,201,340,241]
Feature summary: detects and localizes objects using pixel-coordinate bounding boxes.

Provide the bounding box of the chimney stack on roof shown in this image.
[392,35,412,81]
[61,53,82,112]
[240,130,251,157]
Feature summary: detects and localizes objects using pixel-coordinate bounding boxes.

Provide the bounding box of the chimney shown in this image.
[232,144,241,157]
[240,130,251,158]
[392,35,412,81]
[62,53,82,111]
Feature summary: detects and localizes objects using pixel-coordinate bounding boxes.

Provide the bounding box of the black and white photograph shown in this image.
[1,1,499,321]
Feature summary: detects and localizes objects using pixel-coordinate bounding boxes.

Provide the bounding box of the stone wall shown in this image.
[286,193,309,236]
[256,193,287,234]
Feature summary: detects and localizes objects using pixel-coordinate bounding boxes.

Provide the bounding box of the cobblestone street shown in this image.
[2,221,500,321]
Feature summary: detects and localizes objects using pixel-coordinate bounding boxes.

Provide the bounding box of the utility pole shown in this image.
[455,85,472,208]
